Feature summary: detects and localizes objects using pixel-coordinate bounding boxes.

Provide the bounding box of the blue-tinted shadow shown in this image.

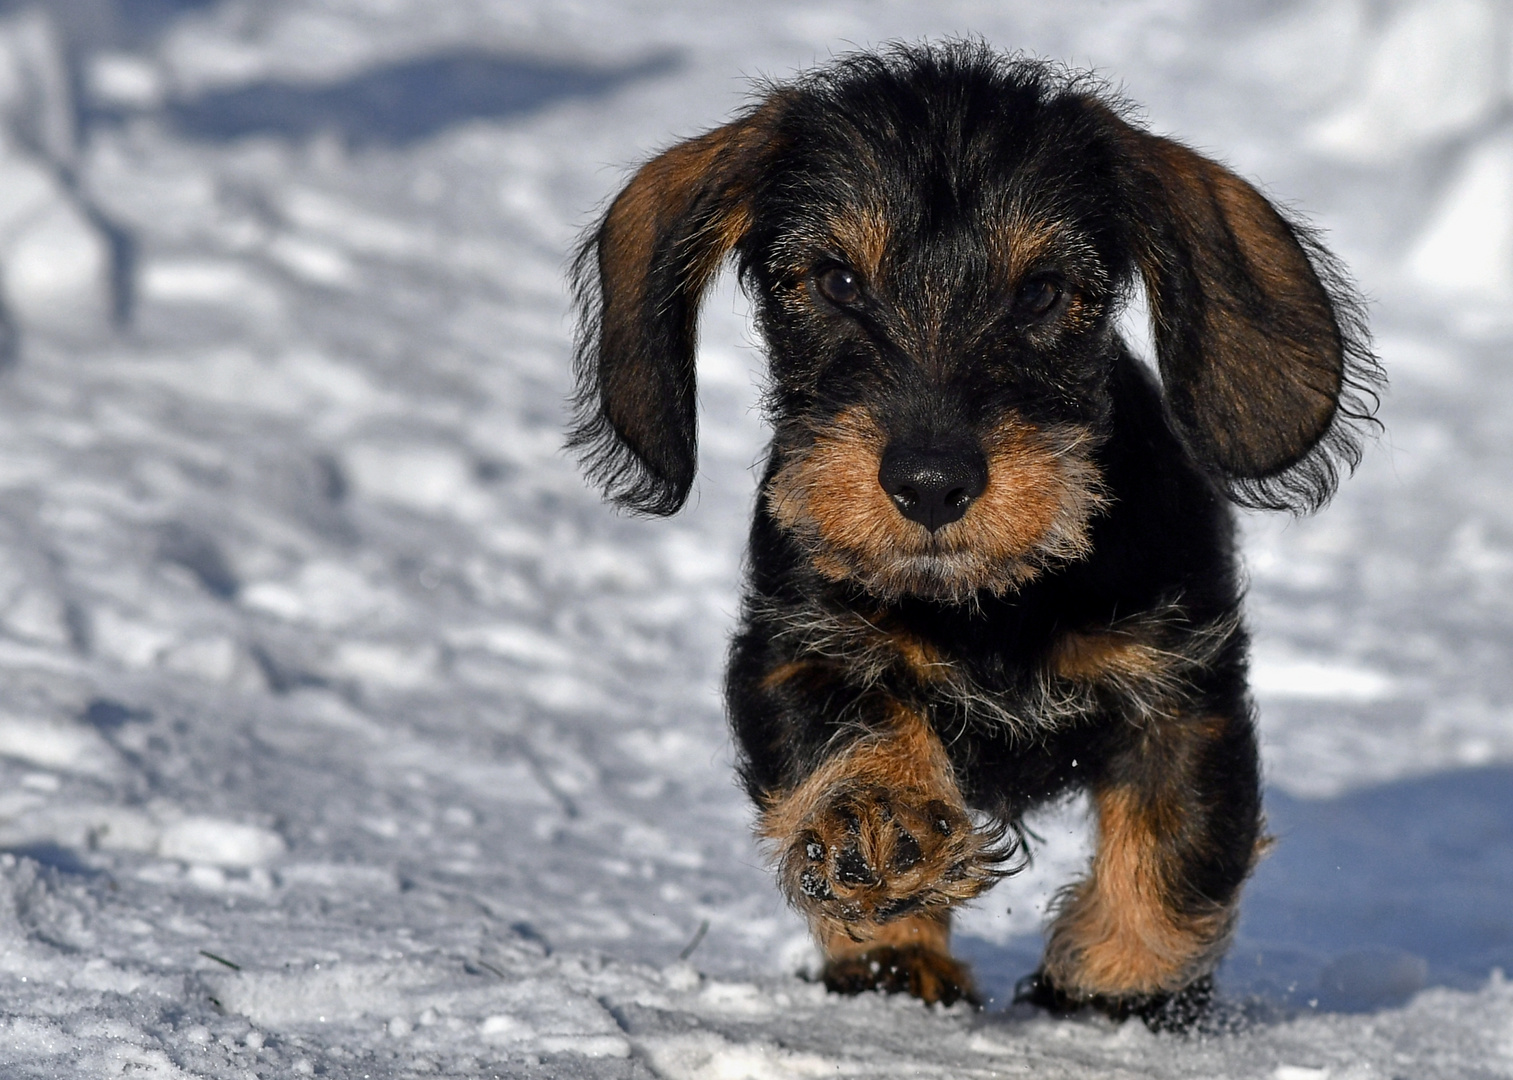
[159,49,679,146]
[4,842,101,877]
[0,0,223,46]
[82,697,153,731]
[953,934,1042,1009]
[115,0,219,31]
[1228,764,1513,1011]
[957,765,1513,1016]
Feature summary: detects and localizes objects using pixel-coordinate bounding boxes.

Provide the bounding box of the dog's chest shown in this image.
[767,599,1228,741]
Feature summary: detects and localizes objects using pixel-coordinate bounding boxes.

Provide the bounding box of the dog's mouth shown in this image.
[766,409,1105,603]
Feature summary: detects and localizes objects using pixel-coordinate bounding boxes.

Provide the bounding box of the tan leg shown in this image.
[819,911,978,1005]
[1042,784,1235,999]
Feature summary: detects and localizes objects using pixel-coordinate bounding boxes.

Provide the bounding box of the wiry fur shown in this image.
[1223,224,1379,512]
[750,598,1242,742]
[569,42,1380,1026]
[767,410,1106,602]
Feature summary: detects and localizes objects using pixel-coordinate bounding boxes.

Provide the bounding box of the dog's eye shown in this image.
[1013,275,1062,321]
[815,266,863,307]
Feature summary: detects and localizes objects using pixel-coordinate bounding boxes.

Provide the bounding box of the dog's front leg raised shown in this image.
[755,699,1009,1005]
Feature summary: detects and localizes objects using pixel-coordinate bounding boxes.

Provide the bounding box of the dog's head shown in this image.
[570,44,1377,602]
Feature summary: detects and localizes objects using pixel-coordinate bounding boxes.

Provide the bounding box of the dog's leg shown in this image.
[757,701,1007,1005]
[1037,708,1262,1019]
[818,911,974,1005]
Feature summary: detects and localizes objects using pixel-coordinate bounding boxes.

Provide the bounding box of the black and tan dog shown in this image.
[569,43,1378,1023]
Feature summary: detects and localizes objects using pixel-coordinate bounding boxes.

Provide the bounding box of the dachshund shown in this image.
[568,42,1378,1026]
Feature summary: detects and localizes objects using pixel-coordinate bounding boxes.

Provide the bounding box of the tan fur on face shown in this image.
[766,408,1106,602]
[984,210,1060,286]
[827,203,892,281]
[980,204,1108,336]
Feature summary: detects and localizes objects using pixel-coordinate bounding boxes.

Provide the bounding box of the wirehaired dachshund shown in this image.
[568,42,1379,1025]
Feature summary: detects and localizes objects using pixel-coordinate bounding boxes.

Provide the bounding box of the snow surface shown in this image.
[0,0,1511,1076]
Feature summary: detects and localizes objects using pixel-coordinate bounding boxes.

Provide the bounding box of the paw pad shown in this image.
[776,785,1014,936]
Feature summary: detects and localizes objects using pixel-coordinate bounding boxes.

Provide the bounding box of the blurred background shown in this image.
[0,1,1509,1077]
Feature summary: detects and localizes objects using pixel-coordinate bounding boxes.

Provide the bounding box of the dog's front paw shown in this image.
[777,784,1007,934]
[1013,969,1217,1032]
[823,944,980,1006]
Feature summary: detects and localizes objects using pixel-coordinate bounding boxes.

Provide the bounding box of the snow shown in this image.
[0,0,1510,1076]
[1409,134,1513,300]
[1306,0,1506,161]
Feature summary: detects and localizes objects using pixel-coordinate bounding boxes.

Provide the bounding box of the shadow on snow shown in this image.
[959,764,1513,1017]
[155,49,680,147]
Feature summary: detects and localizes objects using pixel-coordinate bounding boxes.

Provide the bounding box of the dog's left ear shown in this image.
[1109,117,1379,512]
[569,105,778,516]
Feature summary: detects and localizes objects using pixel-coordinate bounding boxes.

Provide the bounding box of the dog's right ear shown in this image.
[569,106,777,516]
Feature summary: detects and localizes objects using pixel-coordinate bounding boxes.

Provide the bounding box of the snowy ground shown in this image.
[0,0,1510,1076]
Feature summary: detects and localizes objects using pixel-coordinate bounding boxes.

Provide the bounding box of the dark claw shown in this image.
[874,895,923,920]
[835,845,876,886]
[925,800,955,835]
[890,827,923,872]
[799,868,834,899]
[836,804,862,834]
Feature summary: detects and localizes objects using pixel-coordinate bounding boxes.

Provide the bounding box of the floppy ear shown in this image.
[569,107,776,515]
[1114,121,1380,512]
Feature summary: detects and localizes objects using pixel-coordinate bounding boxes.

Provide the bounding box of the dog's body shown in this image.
[571,45,1377,1022]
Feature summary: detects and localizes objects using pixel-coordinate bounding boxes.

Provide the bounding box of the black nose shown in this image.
[878,443,989,532]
